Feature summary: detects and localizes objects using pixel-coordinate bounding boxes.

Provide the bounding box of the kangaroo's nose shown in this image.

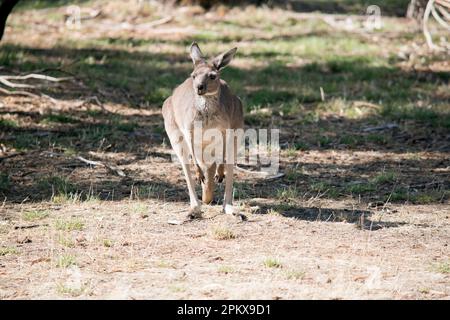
[197,84,205,91]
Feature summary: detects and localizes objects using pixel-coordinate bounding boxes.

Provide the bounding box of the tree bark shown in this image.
[0,0,20,41]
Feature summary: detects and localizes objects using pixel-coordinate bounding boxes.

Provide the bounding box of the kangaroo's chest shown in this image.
[194,95,228,129]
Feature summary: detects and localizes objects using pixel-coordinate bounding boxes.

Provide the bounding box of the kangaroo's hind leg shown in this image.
[202,163,216,204]
[163,103,201,219]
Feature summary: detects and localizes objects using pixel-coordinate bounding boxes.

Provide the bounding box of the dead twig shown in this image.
[0,152,26,163]
[1,74,73,82]
[76,155,126,177]
[0,76,35,88]
[80,9,102,21]
[74,96,104,110]
[362,123,399,132]
[14,223,48,229]
[63,8,102,22]
[137,16,173,29]
[0,73,73,91]
[0,87,39,98]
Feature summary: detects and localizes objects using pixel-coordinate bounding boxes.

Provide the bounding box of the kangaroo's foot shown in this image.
[223,204,247,221]
[186,205,202,220]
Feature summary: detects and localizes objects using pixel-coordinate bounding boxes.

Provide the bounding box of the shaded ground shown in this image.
[0,1,449,299]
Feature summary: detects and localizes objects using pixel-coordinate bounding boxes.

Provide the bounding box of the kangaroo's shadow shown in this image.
[248,201,413,231]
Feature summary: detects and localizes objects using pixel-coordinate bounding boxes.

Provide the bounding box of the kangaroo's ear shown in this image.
[190,42,205,66]
[212,47,237,70]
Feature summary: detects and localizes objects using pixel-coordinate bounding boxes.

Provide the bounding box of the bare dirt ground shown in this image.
[0,1,449,299]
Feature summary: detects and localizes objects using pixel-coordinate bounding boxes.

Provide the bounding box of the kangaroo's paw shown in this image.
[186,206,202,220]
[223,204,247,221]
[214,173,225,183]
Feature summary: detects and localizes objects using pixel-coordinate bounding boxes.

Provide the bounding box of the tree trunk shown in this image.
[0,0,20,41]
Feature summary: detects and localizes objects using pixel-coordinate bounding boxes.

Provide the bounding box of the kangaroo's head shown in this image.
[189,42,237,96]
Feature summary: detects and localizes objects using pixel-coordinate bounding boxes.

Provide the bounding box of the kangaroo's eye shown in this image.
[209,73,217,80]
[192,74,196,79]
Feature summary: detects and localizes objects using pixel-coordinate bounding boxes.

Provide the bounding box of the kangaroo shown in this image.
[162,42,245,220]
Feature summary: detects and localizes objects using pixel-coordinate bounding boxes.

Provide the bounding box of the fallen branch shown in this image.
[362,123,399,132]
[137,16,173,28]
[0,87,39,98]
[76,155,126,177]
[1,73,73,82]
[0,73,72,90]
[263,172,285,181]
[0,151,26,163]
[74,95,104,109]
[0,76,35,88]
[80,9,102,21]
[40,93,59,104]
[63,8,102,22]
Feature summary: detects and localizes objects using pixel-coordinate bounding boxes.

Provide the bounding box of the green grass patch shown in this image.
[52,192,83,204]
[130,202,149,218]
[266,208,282,216]
[264,258,283,269]
[347,182,376,194]
[0,247,18,256]
[284,168,304,182]
[56,283,87,297]
[340,134,363,147]
[388,190,409,202]
[316,135,332,148]
[102,239,113,247]
[276,187,299,200]
[410,192,442,204]
[116,121,138,132]
[310,182,329,192]
[218,266,234,274]
[381,105,450,128]
[366,133,390,145]
[372,171,397,185]
[37,175,76,195]
[0,118,18,129]
[40,114,79,124]
[22,209,49,221]
[285,147,298,157]
[435,262,450,274]
[136,185,164,200]
[234,183,253,199]
[12,133,38,150]
[56,254,77,268]
[57,235,75,248]
[55,218,84,231]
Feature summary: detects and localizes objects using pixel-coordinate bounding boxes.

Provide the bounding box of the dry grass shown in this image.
[211,225,236,240]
